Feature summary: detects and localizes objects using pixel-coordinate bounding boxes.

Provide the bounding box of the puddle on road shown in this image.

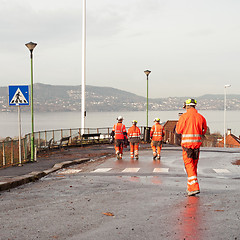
[177,196,204,240]
[117,176,162,185]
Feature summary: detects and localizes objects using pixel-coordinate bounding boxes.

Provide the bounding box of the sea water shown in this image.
[0,110,239,139]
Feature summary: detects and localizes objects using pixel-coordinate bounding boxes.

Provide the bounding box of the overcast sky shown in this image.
[0,0,239,98]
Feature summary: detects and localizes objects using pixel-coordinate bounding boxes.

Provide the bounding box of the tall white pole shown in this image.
[224,84,231,148]
[81,0,86,133]
[224,87,226,148]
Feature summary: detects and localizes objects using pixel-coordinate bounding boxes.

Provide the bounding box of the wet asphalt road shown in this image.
[0,146,240,240]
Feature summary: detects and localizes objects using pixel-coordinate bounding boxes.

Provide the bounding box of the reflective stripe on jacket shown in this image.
[112,123,126,140]
[127,125,141,139]
[176,108,207,148]
[150,123,165,141]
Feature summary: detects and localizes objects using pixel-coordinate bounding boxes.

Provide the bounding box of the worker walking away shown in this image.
[176,99,207,196]
[150,118,165,160]
[127,120,141,160]
[111,116,127,160]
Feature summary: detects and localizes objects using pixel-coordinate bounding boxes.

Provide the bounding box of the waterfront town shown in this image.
[1,84,240,112]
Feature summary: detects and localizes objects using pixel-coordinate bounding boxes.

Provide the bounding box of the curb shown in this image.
[0,158,90,192]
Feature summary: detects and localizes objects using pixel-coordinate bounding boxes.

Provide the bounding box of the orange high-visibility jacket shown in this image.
[127,125,141,138]
[176,108,207,148]
[150,123,165,141]
[112,123,126,140]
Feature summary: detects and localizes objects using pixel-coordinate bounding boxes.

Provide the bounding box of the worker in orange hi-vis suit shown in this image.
[176,98,207,196]
[150,118,165,160]
[111,116,127,160]
[127,120,141,160]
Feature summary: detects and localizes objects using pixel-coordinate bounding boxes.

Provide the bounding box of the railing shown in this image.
[0,138,29,168]
[1,126,236,168]
[0,126,147,168]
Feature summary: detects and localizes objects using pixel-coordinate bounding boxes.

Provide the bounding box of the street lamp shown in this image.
[25,41,37,161]
[143,70,151,143]
[144,70,151,127]
[224,84,231,148]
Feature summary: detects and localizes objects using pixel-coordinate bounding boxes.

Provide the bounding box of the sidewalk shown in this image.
[0,145,116,191]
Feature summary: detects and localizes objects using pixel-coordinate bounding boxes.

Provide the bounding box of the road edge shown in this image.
[0,158,90,192]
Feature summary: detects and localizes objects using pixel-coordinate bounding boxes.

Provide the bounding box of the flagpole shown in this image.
[81,0,86,133]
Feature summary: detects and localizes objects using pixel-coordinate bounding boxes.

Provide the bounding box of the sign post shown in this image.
[17,104,22,165]
[8,85,29,165]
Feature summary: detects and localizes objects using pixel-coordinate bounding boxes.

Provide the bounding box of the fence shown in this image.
[0,125,236,168]
[0,138,29,168]
[0,126,147,168]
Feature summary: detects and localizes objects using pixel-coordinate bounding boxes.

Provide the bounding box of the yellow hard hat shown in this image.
[183,98,197,108]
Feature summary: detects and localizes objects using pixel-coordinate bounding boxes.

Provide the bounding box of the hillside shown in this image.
[0,83,239,112]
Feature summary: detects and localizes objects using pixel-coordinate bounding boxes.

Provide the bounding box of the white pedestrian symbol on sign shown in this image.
[10,88,28,104]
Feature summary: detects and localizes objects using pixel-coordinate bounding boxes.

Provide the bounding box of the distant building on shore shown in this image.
[163,120,179,145]
[217,129,240,148]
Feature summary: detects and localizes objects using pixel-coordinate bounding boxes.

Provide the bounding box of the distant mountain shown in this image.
[0,83,239,112]
[198,94,239,99]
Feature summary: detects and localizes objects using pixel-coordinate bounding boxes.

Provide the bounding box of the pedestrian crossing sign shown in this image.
[8,85,30,106]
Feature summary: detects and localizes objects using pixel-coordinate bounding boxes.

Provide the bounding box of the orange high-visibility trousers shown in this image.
[114,139,124,155]
[130,143,139,158]
[115,145,123,154]
[151,141,162,157]
[182,148,200,192]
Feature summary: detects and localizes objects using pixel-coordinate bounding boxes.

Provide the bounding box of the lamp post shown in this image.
[25,41,37,161]
[224,84,231,148]
[144,70,151,127]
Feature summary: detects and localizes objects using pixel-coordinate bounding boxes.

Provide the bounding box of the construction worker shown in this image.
[111,116,127,160]
[127,120,141,160]
[150,118,165,160]
[176,98,207,196]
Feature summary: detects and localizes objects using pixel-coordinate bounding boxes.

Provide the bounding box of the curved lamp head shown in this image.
[25,42,37,51]
[144,70,151,77]
[224,84,231,88]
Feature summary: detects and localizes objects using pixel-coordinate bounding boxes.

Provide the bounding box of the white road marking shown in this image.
[153,168,169,173]
[92,168,112,173]
[86,167,232,175]
[213,168,230,173]
[122,168,140,173]
[59,169,82,174]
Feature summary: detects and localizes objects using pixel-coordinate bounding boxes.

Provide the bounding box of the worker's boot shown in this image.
[153,152,157,160]
[157,154,161,160]
[135,155,139,160]
[188,190,200,196]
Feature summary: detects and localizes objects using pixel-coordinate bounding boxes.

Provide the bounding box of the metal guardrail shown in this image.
[0,126,236,168]
[0,138,29,168]
[0,126,147,168]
